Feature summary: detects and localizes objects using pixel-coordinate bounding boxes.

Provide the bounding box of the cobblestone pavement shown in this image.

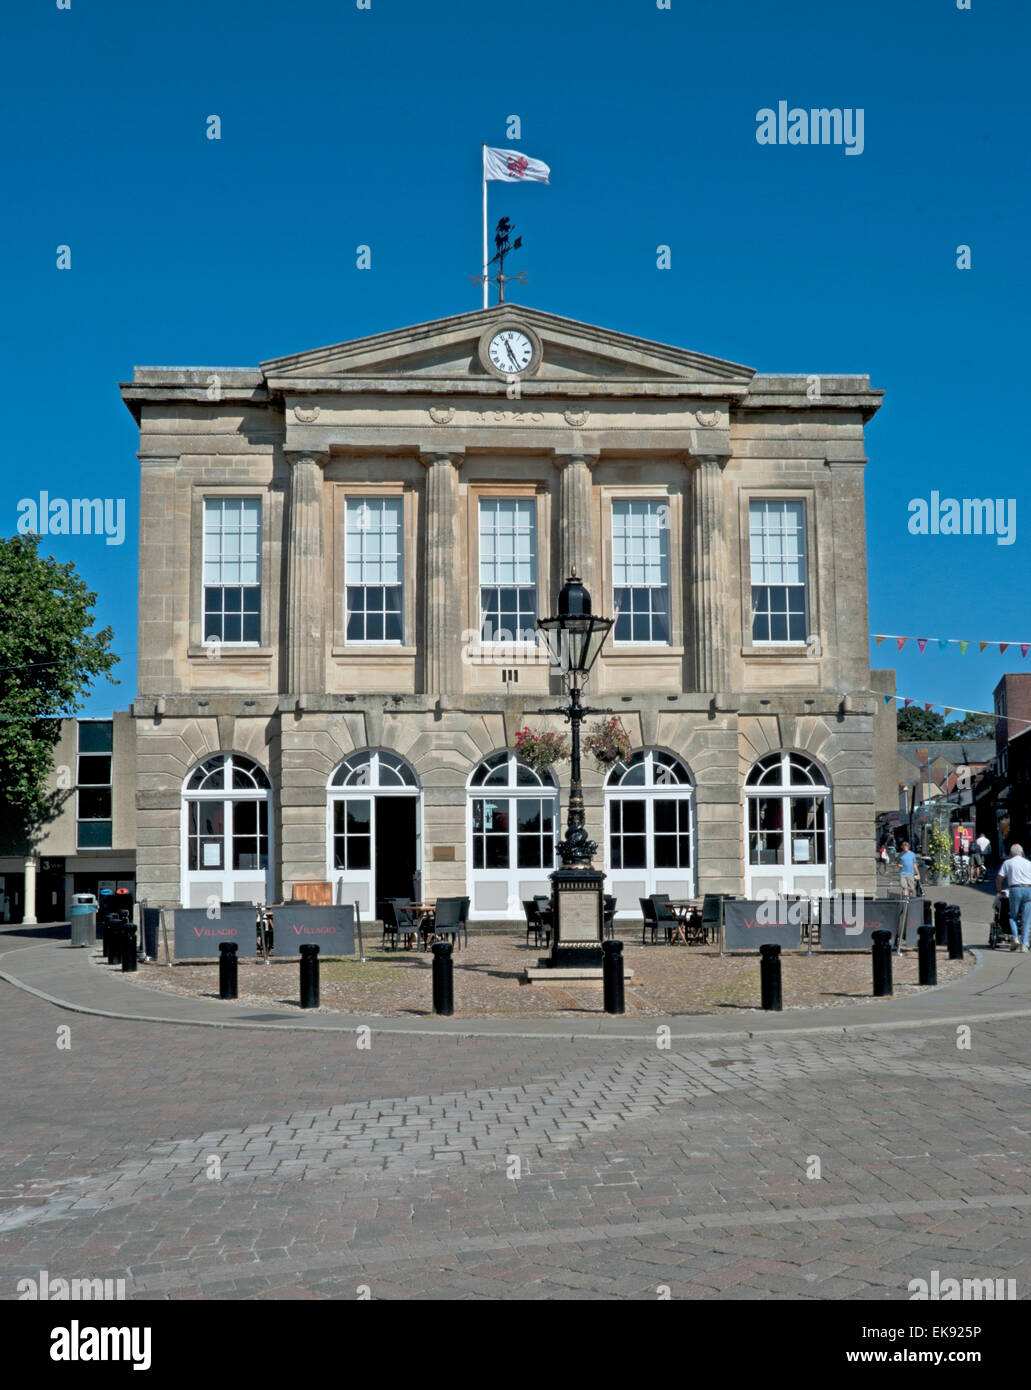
[3,958,1031,1300]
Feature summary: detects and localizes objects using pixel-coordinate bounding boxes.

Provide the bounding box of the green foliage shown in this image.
[928,825,953,883]
[896,706,945,741]
[943,711,995,740]
[0,535,118,851]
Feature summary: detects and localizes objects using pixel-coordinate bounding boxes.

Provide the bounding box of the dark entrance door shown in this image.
[38,859,66,922]
[375,798,417,902]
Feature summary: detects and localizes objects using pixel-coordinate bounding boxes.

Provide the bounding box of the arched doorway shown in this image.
[745,751,832,896]
[181,753,272,907]
[466,751,559,920]
[327,750,421,914]
[604,749,695,914]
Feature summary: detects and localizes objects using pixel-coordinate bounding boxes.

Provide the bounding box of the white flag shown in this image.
[484,146,550,184]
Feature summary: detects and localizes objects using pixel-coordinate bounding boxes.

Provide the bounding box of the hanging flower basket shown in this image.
[583,717,632,767]
[514,726,569,775]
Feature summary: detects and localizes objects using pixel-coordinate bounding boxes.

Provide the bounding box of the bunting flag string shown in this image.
[872,634,1031,657]
[866,691,1031,731]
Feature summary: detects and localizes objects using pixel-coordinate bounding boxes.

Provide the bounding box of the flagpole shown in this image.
[482,143,488,309]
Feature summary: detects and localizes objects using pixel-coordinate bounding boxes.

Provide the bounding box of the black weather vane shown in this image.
[486,217,524,304]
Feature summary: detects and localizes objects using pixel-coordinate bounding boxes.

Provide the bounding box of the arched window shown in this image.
[330,750,418,789]
[182,754,272,907]
[745,751,832,895]
[327,751,421,914]
[467,752,559,919]
[605,750,694,911]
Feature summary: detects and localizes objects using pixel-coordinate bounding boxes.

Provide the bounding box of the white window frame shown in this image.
[202,497,262,647]
[611,499,671,647]
[466,752,558,920]
[76,719,113,850]
[478,498,539,647]
[604,750,695,913]
[748,499,809,647]
[743,750,833,897]
[326,751,422,916]
[344,497,404,647]
[180,753,273,907]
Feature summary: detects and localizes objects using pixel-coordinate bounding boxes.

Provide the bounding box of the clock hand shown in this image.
[505,343,520,369]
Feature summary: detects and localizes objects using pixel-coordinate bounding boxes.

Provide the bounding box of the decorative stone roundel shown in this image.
[293,405,320,423]
[695,409,720,428]
[563,409,590,427]
[428,406,455,425]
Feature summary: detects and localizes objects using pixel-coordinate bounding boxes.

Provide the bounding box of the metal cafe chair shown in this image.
[649,893,679,944]
[456,896,470,948]
[639,896,663,945]
[523,900,550,949]
[425,896,465,949]
[383,900,419,951]
[377,897,411,950]
[532,895,554,931]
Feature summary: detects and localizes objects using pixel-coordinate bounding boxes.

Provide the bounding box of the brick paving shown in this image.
[117,934,975,1019]
[2,884,1030,1301]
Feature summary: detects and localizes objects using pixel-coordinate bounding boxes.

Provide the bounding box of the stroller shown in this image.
[990,890,1011,949]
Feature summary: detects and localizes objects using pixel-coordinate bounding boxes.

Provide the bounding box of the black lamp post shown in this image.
[536,569,614,968]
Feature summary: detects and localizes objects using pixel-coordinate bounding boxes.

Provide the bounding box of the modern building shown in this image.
[0,713,136,923]
[120,305,883,921]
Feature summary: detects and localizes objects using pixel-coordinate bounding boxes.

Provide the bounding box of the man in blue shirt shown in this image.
[898,841,920,899]
[997,844,1031,950]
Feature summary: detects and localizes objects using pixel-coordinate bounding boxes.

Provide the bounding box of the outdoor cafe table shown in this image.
[405,902,436,949]
[668,899,706,945]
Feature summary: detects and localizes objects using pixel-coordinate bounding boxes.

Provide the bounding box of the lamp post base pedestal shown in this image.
[523,963,633,984]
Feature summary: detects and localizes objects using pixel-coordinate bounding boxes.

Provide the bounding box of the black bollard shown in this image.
[121,920,137,973]
[602,939,625,1015]
[917,924,938,986]
[933,900,949,947]
[872,928,893,996]
[299,943,320,1009]
[107,918,123,966]
[922,898,934,928]
[432,940,454,1016]
[760,943,783,1011]
[946,904,964,961]
[219,941,239,1000]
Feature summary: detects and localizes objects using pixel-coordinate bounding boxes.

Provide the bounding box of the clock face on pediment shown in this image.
[478,322,542,380]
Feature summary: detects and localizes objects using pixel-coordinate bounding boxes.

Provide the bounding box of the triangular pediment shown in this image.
[261,306,754,387]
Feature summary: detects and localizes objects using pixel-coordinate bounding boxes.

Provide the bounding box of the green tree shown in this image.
[896,706,945,742]
[943,711,996,740]
[0,535,118,853]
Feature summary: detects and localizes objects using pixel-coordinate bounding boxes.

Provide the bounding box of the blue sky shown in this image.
[3,0,1027,718]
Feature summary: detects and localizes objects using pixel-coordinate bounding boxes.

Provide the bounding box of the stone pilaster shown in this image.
[420,449,464,695]
[285,452,327,696]
[553,451,598,595]
[689,454,731,693]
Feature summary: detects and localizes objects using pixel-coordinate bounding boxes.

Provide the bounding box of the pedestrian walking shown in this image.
[973,831,991,883]
[898,840,921,899]
[997,845,1031,950]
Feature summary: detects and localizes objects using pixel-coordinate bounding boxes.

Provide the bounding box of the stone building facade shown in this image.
[120,305,882,921]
